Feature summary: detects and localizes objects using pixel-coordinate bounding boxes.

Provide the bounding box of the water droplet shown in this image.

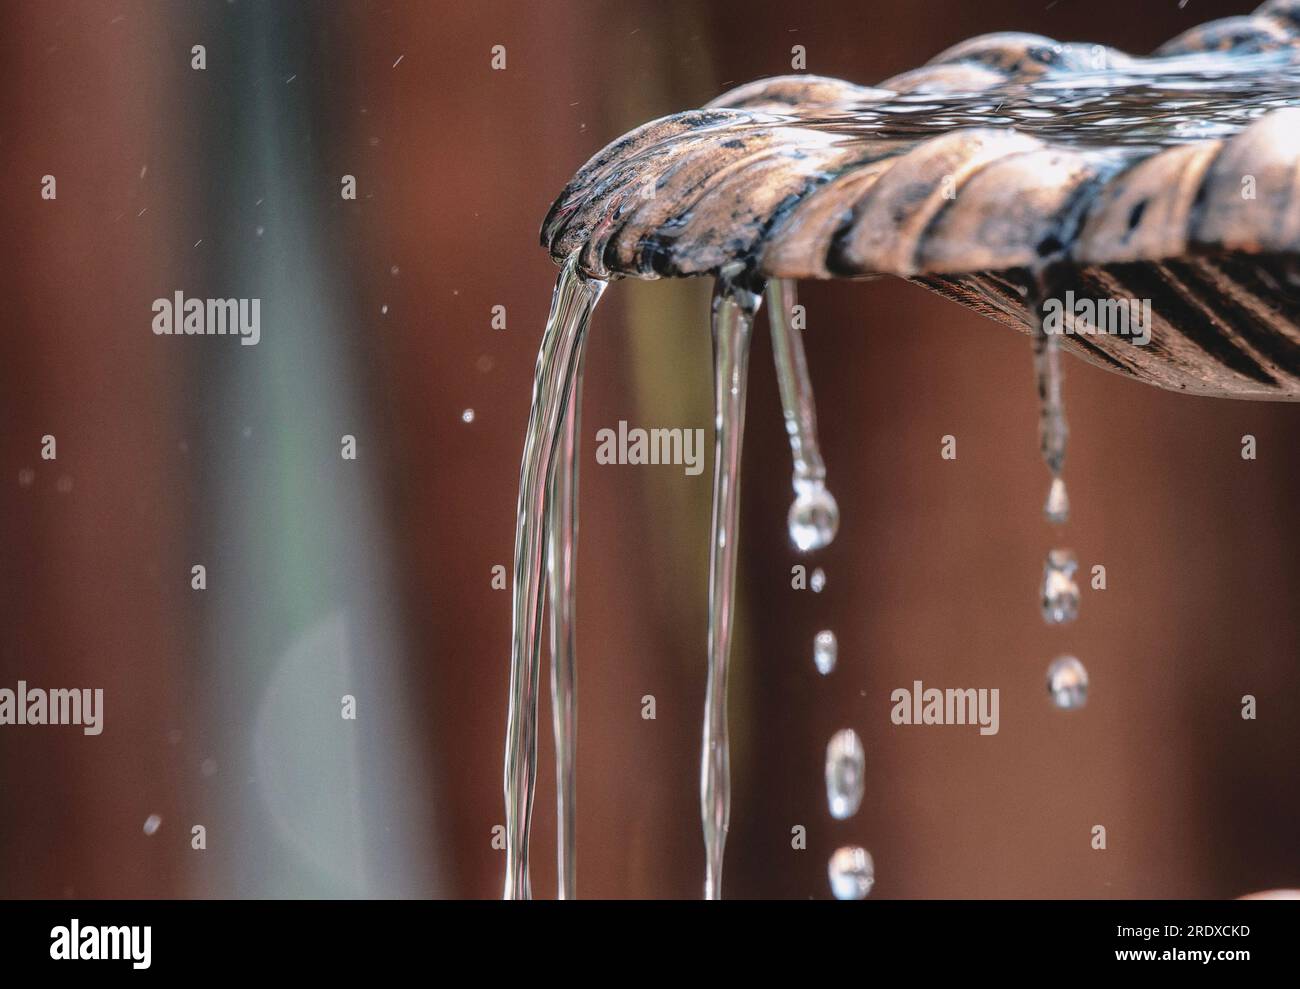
[828,845,875,900]
[380,304,389,315]
[1047,655,1089,709]
[461,408,475,423]
[17,468,34,488]
[825,728,865,820]
[1044,476,1069,524]
[813,630,837,675]
[788,482,840,551]
[1041,549,1079,624]
[142,814,162,836]
[810,567,827,593]
[767,280,839,553]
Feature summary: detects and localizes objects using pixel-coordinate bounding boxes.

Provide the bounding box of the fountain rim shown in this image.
[539,0,1300,284]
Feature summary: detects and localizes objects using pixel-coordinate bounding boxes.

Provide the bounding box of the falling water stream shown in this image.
[1031,277,1088,707]
[1032,291,1070,512]
[504,258,1091,899]
[700,265,764,900]
[495,7,1300,899]
[546,340,586,900]
[503,254,604,900]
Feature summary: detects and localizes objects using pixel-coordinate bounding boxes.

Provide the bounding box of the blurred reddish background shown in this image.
[0,0,1296,899]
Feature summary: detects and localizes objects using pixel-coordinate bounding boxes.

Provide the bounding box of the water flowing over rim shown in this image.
[540,0,1300,283]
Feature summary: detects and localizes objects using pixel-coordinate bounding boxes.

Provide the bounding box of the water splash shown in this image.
[1047,655,1089,709]
[1041,549,1080,625]
[813,629,838,675]
[701,265,763,900]
[767,279,839,552]
[825,728,865,820]
[503,254,605,900]
[828,845,875,900]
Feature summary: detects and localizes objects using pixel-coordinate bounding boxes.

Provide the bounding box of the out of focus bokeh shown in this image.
[0,0,1296,899]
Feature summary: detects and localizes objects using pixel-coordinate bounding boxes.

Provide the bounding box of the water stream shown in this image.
[503,254,604,900]
[1031,277,1089,709]
[546,341,586,900]
[1032,292,1070,520]
[503,258,1091,899]
[700,266,764,900]
[498,7,1300,900]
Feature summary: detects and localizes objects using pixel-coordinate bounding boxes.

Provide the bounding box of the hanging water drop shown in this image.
[767,280,839,552]
[1044,476,1070,524]
[789,481,840,552]
[1041,549,1079,624]
[828,845,875,900]
[1047,655,1089,709]
[825,728,865,820]
[813,630,838,675]
[810,567,827,593]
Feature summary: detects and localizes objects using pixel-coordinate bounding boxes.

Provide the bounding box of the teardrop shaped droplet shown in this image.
[1044,476,1069,524]
[767,280,840,553]
[788,481,840,552]
[813,630,837,675]
[1047,655,1089,709]
[1041,549,1079,625]
[828,845,875,900]
[810,567,827,593]
[825,728,865,820]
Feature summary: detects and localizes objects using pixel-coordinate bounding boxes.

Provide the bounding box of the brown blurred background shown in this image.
[0,0,1296,899]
